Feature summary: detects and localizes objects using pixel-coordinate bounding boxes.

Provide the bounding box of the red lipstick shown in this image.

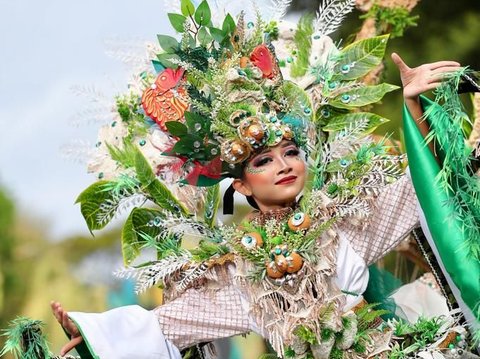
[275,175,297,185]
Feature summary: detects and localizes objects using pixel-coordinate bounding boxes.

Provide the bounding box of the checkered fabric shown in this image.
[341,175,420,265]
[154,176,420,349]
[154,283,251,349]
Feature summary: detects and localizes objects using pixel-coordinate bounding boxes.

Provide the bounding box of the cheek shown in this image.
[243,170,272,187]
[292,157,306,176]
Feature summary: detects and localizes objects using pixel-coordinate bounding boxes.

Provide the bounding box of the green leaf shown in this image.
[165,121,188,137]
[329,83,399,109]
[222,13,236,34]
[106,140,138,169]
[157,34,179,53]
[152,59,165,73]
[134,146,190,215]
[156,53,180,69]
[122,208,164,264]
[194,0,211,26]
[204,184,220,227]
[197,26,213,46]
[210,27,227,43]
[172,138,193,154]
[168,13,187,32]
[290,13,314,78]
[279,81,315,122]
[185,111,210,131]
[76,180,118,233]
[323,112,389,135]
[180,0,195,16]
[332,35,390,81]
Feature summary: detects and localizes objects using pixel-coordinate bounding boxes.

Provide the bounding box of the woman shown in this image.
[46,5,477,359]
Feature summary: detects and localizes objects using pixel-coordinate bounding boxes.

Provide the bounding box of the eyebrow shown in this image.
[251,141,296,159]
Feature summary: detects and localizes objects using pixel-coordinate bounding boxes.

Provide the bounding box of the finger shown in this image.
[391,52,411,71]
[51,302,63,323]
[61,311,73,332]
[60,336,84,356]
[429,61,461,70]
[427,68,462,83]
[420,82,445,92]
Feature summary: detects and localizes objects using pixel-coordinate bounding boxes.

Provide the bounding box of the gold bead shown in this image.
[266,261,285,278]
[231,141,248,157]
[274,254,289,272]
[283,126,293,140]
[286,252,303,273]
[288,213,311,231]
[247,124,264,141]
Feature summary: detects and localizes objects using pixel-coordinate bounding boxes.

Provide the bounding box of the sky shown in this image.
[0,0,174,240]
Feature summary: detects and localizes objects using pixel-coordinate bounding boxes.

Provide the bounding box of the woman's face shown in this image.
[232,140,306,212]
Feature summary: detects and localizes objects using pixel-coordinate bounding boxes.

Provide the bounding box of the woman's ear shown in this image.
[232,178,252,197]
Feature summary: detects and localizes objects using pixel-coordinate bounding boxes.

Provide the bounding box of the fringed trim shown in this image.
[234,228,344,357]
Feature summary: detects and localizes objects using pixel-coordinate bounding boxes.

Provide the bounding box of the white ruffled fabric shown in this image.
[67,235,369,358]
[69,305,181,359]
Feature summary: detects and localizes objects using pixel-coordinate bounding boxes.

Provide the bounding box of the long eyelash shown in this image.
[254,157,271,167]
[285,148,300,156]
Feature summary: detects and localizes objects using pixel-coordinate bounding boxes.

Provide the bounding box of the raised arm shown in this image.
[391,53,461,156]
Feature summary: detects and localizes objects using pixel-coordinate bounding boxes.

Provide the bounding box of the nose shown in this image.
[277,157,292,175]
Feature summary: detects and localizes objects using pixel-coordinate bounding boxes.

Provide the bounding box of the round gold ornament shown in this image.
[238,117,268,148]
[274,254,289,272]
[246,124,264,141]
[288,212,311,231]
[286,251,303,273]
[266,261,285,278]
[220,139,251,164]
[282,126,293,140]
[231,142,248,157]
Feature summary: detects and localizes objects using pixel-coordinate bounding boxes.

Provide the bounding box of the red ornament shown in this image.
[250,45,279,79]
[142,68,189,131]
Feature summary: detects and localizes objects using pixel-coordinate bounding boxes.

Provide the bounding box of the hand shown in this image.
[51,301,84,355]
[391,52,461,100]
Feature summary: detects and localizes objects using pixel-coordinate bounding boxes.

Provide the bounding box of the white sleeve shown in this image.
[68,305,181,359]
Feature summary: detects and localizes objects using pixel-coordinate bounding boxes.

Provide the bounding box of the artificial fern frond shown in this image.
[177,263,209,292]
[1,317,50,359]
[115,251,192,293]
[60,139,95,164]
[314,0,355,36]
[269,0,293,21]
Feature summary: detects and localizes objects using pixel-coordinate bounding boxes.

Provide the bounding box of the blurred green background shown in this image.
[1,1,479,358]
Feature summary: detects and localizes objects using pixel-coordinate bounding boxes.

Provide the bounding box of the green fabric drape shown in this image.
[403,96,480,323]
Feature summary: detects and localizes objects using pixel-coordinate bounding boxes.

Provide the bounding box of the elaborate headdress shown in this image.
[85,0,400,188]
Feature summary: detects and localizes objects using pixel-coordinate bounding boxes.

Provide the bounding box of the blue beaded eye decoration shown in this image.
[341,94,351,104]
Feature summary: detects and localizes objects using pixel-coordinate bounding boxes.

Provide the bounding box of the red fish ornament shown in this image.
[142,68,189,131]
[250,45,279,80]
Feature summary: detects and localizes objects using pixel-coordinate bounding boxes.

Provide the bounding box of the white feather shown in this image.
[314,0,355,36]
[115,251,192,293]
[60,139,95,164]
[269,0,293,20]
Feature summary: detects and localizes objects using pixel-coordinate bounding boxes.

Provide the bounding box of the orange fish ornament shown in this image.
[142,68,189,131]
[250,45,280,80]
